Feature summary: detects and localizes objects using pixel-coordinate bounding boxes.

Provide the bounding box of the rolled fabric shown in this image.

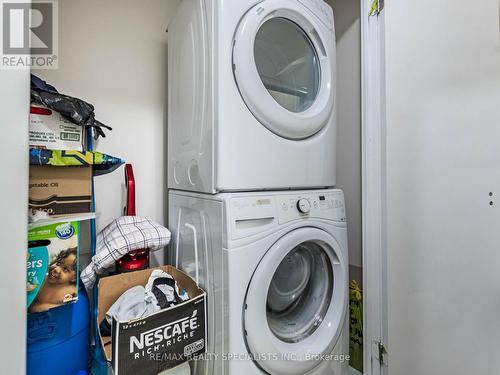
[80,216,171,290]
[29,148,123,175]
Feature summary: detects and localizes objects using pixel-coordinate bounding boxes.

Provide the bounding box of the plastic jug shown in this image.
[27,285,90,375]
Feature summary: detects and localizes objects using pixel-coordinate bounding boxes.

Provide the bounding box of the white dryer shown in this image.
[168,0,337,193]
[169,189,349,375]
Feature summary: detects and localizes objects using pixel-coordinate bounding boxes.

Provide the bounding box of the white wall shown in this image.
[0,71,29,373]
[33,0,180,264]
[386,0,500,373]
[328,0,363,270]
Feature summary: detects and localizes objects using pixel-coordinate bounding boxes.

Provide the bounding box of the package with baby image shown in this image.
[27,221,80,313]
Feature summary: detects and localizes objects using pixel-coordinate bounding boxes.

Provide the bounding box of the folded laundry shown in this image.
[80,216,171,290]
[99,269,188,336]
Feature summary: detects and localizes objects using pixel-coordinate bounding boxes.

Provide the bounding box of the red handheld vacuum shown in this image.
[115,164,150,273]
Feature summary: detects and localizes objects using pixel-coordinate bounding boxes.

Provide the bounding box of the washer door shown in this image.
[233,0,335,140]
[244,227,347,375]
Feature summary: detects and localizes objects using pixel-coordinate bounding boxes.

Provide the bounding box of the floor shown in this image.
[350,367,363,375]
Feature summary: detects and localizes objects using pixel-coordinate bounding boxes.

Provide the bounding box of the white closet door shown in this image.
[0,69,30,374]
[386,0,500,374]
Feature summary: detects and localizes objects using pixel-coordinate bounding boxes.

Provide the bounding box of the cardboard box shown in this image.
[29,104,85,151]
[27,220,80,313]
[29,166,92,216]
[98,266,207,375]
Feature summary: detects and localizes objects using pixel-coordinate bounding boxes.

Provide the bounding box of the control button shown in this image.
[281,202,288,211]
[297,199,311,214]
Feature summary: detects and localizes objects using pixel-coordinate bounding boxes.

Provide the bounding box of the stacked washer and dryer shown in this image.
[167,1,349,375]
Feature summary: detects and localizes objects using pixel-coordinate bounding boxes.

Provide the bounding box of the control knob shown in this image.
[297,198,311,214]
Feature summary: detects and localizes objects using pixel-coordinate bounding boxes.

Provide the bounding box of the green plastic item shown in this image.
[369,0,379,16]
[349,280,363,372]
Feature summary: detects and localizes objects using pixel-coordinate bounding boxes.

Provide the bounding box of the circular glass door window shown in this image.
[254,17,320,113]
[266,241,333,343]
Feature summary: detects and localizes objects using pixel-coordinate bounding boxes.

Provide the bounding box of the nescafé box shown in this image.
[27,221,80,313]
[98,266,207,375]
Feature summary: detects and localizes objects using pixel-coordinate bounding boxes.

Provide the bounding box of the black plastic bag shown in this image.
[30,74,112,139]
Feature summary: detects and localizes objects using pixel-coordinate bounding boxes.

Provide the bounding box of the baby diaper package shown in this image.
[27,221,80,313]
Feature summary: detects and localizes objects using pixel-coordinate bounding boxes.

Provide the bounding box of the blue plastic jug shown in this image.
[27,285,90,375]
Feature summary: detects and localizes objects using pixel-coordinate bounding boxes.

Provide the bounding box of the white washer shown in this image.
[168,0,337,193]
[169,189,349,375]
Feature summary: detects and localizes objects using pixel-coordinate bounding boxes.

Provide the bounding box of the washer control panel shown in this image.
[297,0,334,30]
[277,191,346,223]
[228,190,346,240]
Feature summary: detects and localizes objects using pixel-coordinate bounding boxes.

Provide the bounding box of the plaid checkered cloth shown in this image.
[80,216,171,290]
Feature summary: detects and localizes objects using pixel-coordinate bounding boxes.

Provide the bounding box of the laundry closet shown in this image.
[325,1,364,371]
[2,0,373,374]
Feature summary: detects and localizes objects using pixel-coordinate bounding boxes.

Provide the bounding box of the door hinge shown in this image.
[373,340,388,367]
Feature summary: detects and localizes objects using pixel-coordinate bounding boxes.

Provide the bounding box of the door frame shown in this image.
[361,0,388,374]
[0,70,30,374]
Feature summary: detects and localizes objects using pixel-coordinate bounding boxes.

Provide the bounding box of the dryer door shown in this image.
[244,227,347,375]
[233,0,335,140]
